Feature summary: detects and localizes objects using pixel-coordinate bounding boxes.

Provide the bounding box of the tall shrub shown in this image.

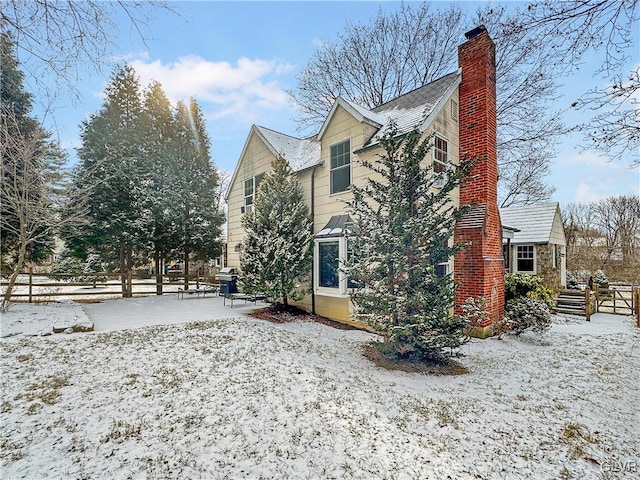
[240,156,313,306]
[345,125,473,359]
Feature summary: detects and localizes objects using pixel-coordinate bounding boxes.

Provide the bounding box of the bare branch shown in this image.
[0,0,176,102]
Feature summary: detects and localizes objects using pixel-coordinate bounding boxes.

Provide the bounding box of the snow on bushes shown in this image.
[499,273,553,337]
[496,297,553,337]
[505,273,554,308]
[592,269,609,289]
[566,271,581,290]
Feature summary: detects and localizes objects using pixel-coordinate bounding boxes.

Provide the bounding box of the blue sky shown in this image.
[30,1,639,207]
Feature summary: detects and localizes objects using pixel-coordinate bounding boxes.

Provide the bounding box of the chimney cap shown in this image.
[464,25,488,40]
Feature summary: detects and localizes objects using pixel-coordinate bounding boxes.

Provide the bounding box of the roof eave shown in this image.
[226,125,263,202]
[418,71,462,134]
[317,97,382,141]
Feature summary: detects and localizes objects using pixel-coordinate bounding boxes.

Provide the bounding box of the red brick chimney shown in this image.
[454,26,505,337]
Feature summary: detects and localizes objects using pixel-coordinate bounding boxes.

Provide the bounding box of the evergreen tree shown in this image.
[1,33,75,308]
[240,156,313,306]
[141,81,181,290]
[172,98,224,284]
[345,126,473,359]
[72,64,148,294]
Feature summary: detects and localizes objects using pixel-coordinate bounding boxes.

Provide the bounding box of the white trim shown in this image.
[432,134,449,188]
[329,138,352,195]
[243,176,255,211]
[227,126,265,203]
[314,237,351,296]
[514,244,536,273]
[318,97,384,141]
[418,71,462,134]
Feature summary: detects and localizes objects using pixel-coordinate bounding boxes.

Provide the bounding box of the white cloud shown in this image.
[129,55,293,123]
[564,150,617,168]
[575,182,604,203]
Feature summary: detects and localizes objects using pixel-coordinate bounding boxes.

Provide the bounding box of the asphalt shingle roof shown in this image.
[249,71,461,171]
[366,71,461,143]
[499,203,560,244]
[255,126,321,172]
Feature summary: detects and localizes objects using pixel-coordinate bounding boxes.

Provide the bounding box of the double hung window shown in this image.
[433,135,448,187]
[243,178,254,213]
[243,173,264,213]
[330,140,351,194]
[516,245,535,273]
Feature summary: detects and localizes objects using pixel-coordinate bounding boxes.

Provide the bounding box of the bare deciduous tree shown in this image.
[0,0,175,101]
[289,3,566,207]
[563,194,640,283]
[0,106,87,310]
[574,68,640,164]
[518,0,639,165]
[594,195,640,264]
[215,169,233,214]
[291,3,464,131]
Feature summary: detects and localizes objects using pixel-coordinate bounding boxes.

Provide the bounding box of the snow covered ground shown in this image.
[1,295,638,479]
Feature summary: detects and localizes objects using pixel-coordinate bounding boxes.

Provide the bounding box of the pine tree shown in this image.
[72,64,148,295]
[141,81,181,291]
[345,126,473,359]
[240,156,313,306]
[172,98,224,285]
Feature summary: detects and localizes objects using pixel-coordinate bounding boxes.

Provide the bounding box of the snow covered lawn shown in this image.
[1,296,638,479]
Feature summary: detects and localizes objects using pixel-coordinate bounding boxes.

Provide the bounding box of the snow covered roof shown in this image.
[317,98,386,140]
[364,71,461,146]
[499,203,561,244]
[229,70,461,201]
[316,71,461,145]
[315,215,357,238]
[255,126,321,172]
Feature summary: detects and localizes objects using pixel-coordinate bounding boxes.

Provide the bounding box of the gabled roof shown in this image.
[499,203,562,244]
[317,98,386,140]
[228,70,461,201]
[364,71,461,146]
[316,71,461,145]
[254,126,321,172]
[226,125,321,202]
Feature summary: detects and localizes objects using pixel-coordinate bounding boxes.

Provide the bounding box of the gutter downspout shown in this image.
[311,166,316,315]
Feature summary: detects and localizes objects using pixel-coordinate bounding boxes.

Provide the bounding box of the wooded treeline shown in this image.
[65,65,225,295]
[1,34,224,306]
[563,194,640,283]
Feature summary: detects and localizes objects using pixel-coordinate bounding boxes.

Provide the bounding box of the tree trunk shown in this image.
[1,241,27,310]
[126,247,133,298]
[155,250,162,295]
[183,250,189,290]
[120,246,127,298]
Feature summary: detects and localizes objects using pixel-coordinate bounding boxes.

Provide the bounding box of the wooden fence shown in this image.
[592,284,640,327]
[1,268,217,303]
